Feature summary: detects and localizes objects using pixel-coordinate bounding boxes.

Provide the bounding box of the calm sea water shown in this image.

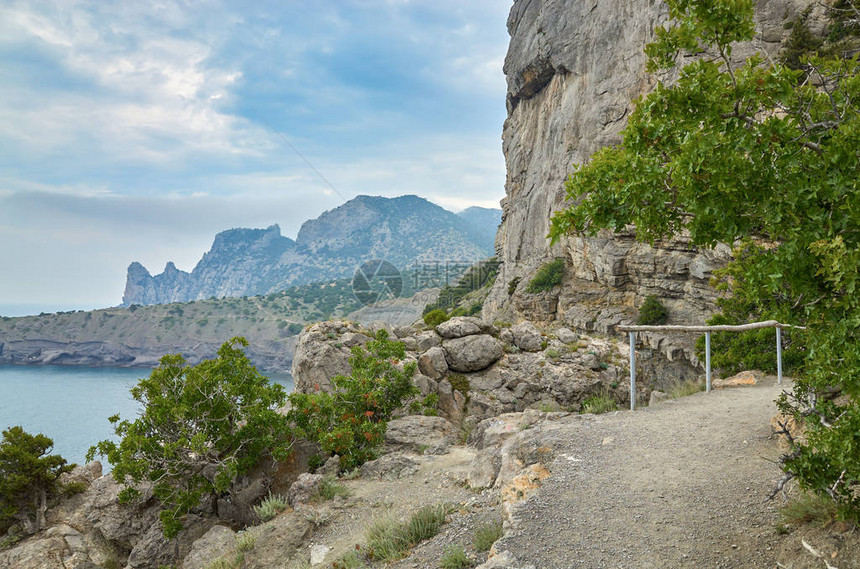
[0,365,294,466]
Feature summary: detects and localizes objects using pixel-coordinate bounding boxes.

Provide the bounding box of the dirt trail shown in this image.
[495,378,803,568]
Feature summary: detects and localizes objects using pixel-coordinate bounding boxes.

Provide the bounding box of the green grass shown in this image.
[253,492,288,521]
[316,476,352,501]
[473,519,503,552]
[526,259,564,293]
[331,550,366,569]
[779,492,840,528]
[440,545,473,569]
[581,394,618,414]
[667,379,706,399]
[365,504,448,562]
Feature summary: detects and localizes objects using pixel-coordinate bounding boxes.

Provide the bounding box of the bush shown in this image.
[526,259,564,293]
[88,338,292,538]
[507,277,521,295]
[423,309,449,328]
[316,476,351,501]
[253,492,288,522]
[473,519,504,552]
[287,330,417,471]
[637,296,668,325]
[365,504,448,562]
[581,394,618,414]
[0,427,73,536]
[440,545,473,569]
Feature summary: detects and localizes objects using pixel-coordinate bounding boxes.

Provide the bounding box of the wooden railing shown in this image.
[617,321,803,411]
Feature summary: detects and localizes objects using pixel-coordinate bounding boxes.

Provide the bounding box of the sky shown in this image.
[0,0,512,315]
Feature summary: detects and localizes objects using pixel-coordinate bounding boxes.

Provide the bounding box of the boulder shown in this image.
[580,352,602,371]
[649,390,670,406]
[468,448,502,490]
[437,316,485,338]
[126,514,213,569]
[287,473,324,508]
[443,335,504,372]
[292,323,359,393]
[384,415,456,453]
[554,327,579,344]
[318,455,341,478]
[418,347,448,379]
[360,453,420,480]
[243,511,315,566]
[182,525,236,569]
[414,373,438,397]
[713,370,758,388]
[511,322,543,352]
[416,331,443,352]
[393,325,416,338]
[58,461,102,489]
[437,380,466,425]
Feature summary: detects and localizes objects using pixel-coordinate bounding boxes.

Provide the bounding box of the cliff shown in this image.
[484,0,822,370]
[123,195,501,306]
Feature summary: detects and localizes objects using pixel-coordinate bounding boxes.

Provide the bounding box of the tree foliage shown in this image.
[550,0,860,520]
[287,330,417,471]
[88,337,292,537]
[0,426,72,536]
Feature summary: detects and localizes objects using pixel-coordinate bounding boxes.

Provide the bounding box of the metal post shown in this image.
[629,331,636,411]
[776,326,783,385]
[705,331,712,393]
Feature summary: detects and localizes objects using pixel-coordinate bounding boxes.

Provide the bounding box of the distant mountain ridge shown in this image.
[122,195,501,306]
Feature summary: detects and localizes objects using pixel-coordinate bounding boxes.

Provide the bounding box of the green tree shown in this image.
[88,337,292,538]
[287,330,417,471]
[550,0,860,520]
[0,426,73,536]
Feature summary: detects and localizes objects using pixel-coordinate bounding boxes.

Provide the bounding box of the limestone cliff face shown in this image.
[485,0,817,362]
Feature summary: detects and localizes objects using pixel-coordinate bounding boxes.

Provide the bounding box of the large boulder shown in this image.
[416,331,443,352]
[292,322,366,393]
[360,453,420,480]
[443,335,504,372]
[437,317,485,338]
[182,525,236,569]
[243,511,315,566]
[511,322,543,352]
[384,415,456,453]
[418,346,449,379]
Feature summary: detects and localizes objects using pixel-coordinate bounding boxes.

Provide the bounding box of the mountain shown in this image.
[122,195,501,306]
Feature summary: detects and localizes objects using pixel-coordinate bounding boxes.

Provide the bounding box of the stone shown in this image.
[499,328,514,346]
[437,380,465,425]
[414,373,438,397]
[468,448,502,490]
[649,390,670,406]
[554,327,578,344]
[436,316,484,338]
[59,461,102,489]
[713,370,758,389]
[182,525,236,569]
[443,335,504,372]
[418,346,449,379]
[243,511,315,566]
[292,322,357,393]
[511,322,543,352]
[319,455,341,478]
[580,352,601,371]
[416,331,443,352]
[359,453,420,480]
[288,473,324,508]
[393,325,416,338]
[384,415,456,453]
[310,543,332,565]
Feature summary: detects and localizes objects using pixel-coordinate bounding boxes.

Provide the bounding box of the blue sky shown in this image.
[0,0,511,314]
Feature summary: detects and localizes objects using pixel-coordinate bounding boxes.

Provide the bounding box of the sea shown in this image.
[0,365,294,467]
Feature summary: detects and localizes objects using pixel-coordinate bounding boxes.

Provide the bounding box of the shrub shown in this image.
[526,259,564,293]
[88,338,292,538]
[507,277,521,295]
[473,518,504,552]
[581,394,618,414]
[440,545,473,569]
[287,331,417,471]
[637,296,668,325]
[0,427,73,536]
[779,492,840,528]
[423,309,449,328]
[365,504,448,562]
[253,492,288,522]
[316,476,351,501]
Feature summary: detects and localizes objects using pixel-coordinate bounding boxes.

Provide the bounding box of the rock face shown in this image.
[123,195,501,306]
[484,0,816,370]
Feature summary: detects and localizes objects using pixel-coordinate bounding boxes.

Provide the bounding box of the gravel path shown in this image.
[496,379,790,568]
